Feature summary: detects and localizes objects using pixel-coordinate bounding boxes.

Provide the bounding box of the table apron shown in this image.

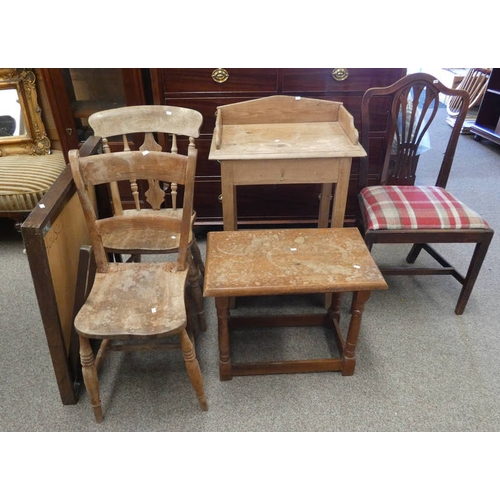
[223,158,351,185]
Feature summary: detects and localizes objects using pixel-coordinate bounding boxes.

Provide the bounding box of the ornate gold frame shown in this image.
[0,68,50,156]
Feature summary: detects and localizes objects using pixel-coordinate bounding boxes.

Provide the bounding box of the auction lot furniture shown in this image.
[1,69,65,229]
[151,68,406,226]
[88,104,206,332]
[357,72,493,315]
[209,96,366,231]
[69,146,208,422]
[203,227,388,380]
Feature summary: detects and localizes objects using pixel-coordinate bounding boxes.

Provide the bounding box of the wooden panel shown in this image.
[21,137,101,405]
[158,68,279,94]
[281,68,406,93]
[44,193,90,349]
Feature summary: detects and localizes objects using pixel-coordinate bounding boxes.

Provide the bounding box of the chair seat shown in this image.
[360,185,490,230]
[101,208,194,253]
[74,262,188,339]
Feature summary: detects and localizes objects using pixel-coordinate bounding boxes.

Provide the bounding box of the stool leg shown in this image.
[215,296,232,381]
[79,335,103,423]
[179,329,208,411]
[330,292,343,323]
[342,290,371,376]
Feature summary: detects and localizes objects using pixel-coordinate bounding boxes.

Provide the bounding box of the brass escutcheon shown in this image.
[332,68,349,81]
[212,68,229,83]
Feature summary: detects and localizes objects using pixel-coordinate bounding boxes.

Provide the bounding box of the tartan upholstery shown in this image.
[360,185,490,230]
[0,151,66,212]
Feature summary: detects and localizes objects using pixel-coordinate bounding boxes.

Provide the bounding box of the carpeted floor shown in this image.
[1,108,499,434]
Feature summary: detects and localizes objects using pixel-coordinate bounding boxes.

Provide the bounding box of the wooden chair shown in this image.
[88,105,206,331]
[69,147,208,423]
[446,68,491,117]
[446,68,491,133]
[357,72,494,315]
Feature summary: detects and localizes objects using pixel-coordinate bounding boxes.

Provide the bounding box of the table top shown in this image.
[203,228,388,297]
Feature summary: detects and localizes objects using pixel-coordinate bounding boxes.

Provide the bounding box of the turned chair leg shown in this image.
[179,329,208,411]
[187,252,207,332]
[79,335,104,423]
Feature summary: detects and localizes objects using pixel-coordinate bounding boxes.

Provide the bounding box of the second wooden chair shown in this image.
[88,105,206,331]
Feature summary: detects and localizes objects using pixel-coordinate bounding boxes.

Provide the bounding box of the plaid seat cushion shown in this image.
[360,185,490,230]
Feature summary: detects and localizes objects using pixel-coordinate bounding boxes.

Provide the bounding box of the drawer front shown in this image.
[158,69,279,94]
[281,68,406,93]
[194,181,327,224]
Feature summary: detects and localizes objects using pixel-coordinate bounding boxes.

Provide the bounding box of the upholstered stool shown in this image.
[0,151,66,227]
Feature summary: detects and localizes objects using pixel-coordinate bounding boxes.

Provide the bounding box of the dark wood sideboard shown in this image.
[42,68,406,227]
[151,68,406,227]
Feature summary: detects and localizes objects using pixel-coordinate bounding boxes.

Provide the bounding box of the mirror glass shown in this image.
[0,88,24,137]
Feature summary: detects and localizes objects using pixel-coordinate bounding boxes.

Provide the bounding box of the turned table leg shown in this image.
[215,296,233,381]
[342,290,371,376]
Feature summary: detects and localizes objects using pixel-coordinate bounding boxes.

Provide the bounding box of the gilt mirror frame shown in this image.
[0,68,50,156]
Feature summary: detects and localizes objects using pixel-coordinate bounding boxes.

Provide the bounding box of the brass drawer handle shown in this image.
[332,68,349,81]
[212,68,229,84]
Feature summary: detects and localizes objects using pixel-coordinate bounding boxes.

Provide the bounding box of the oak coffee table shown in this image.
[203,227,387,380]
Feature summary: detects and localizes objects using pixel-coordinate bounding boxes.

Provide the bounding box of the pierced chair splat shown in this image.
[88,105,206,332]
[357,72,494,315]
[69,147,208,423]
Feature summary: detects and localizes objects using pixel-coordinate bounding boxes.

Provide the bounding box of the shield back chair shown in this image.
[69,147,208,423]
[357,72,493,315]
[88,105,206,332]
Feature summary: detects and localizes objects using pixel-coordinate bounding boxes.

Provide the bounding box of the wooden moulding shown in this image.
[21,137,101,405]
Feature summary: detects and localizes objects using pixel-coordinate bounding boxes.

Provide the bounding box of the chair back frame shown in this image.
[88,105,203,215]
[359,73,470,191]
[69,148,197,273]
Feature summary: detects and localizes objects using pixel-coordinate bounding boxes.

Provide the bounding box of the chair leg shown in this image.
[191,239,205,276]
[79,335,104,423]
[406,243,425,263]
[455,237,493,315]
[179,329,208,411]
[187,252,207,332]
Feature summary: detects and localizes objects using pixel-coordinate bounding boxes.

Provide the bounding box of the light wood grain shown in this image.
[209,96,366,232]
[69,146,208,421]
